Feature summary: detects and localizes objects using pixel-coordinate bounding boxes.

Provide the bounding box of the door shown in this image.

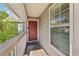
[28,21,37,41]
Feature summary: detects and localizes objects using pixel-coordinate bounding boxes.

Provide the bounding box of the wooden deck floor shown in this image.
[24,42,48,56]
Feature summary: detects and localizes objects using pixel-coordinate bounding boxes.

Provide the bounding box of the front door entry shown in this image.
[28,21,37,41]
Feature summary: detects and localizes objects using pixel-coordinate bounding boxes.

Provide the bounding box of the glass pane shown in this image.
[55,4,61,16]
[50,3,69,26]
[50,4,61,21]
[50,6,55,21]
[50,26,70,55]
[18,23,26,33]
[61,3,69,12]
[50,14,61,25]
[61,9,69,23]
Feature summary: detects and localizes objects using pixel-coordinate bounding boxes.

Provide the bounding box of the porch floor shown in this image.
[24,42,48,56]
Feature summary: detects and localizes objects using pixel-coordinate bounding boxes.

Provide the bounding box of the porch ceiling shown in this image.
[8,3,49,21]
[7,3,27,22]
[24,3,49,17]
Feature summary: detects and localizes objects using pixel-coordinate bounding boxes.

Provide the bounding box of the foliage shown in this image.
[0,10,9,20]
[0,11,18,44]
[0,21,18,44]
[0,10,9,31]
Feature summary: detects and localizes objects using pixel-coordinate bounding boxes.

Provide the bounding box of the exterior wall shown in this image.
[39,3,79,56]
[16,33,27,56]
[72,3,79,56]
[39,6,59,56]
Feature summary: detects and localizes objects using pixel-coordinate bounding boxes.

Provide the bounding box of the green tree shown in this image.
[0,11,9,31]
[0,10,9,20]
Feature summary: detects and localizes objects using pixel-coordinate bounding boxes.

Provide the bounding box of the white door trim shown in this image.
[26,19,39,43]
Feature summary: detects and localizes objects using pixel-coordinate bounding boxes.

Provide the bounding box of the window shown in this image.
[50,3,70,55]
[18,22,26,33]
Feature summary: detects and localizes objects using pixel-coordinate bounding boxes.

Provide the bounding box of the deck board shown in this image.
[24,42,48,56]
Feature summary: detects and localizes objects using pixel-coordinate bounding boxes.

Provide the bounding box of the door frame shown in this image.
[26,19,39,43]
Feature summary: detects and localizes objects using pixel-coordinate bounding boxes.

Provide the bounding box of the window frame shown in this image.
[49,3,74,56]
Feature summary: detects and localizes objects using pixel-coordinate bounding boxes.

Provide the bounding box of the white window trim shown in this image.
[49,3,74,56]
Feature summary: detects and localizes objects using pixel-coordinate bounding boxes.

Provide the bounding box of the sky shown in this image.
[0,3,15,16]
[0,3,20,21]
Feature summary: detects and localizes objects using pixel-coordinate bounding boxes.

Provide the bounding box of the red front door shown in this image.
[28,21,37,41]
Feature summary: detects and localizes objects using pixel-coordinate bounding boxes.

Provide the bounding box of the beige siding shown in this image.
[72,3,79,56]
[39,7,58,56]
[16,34,27,56]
